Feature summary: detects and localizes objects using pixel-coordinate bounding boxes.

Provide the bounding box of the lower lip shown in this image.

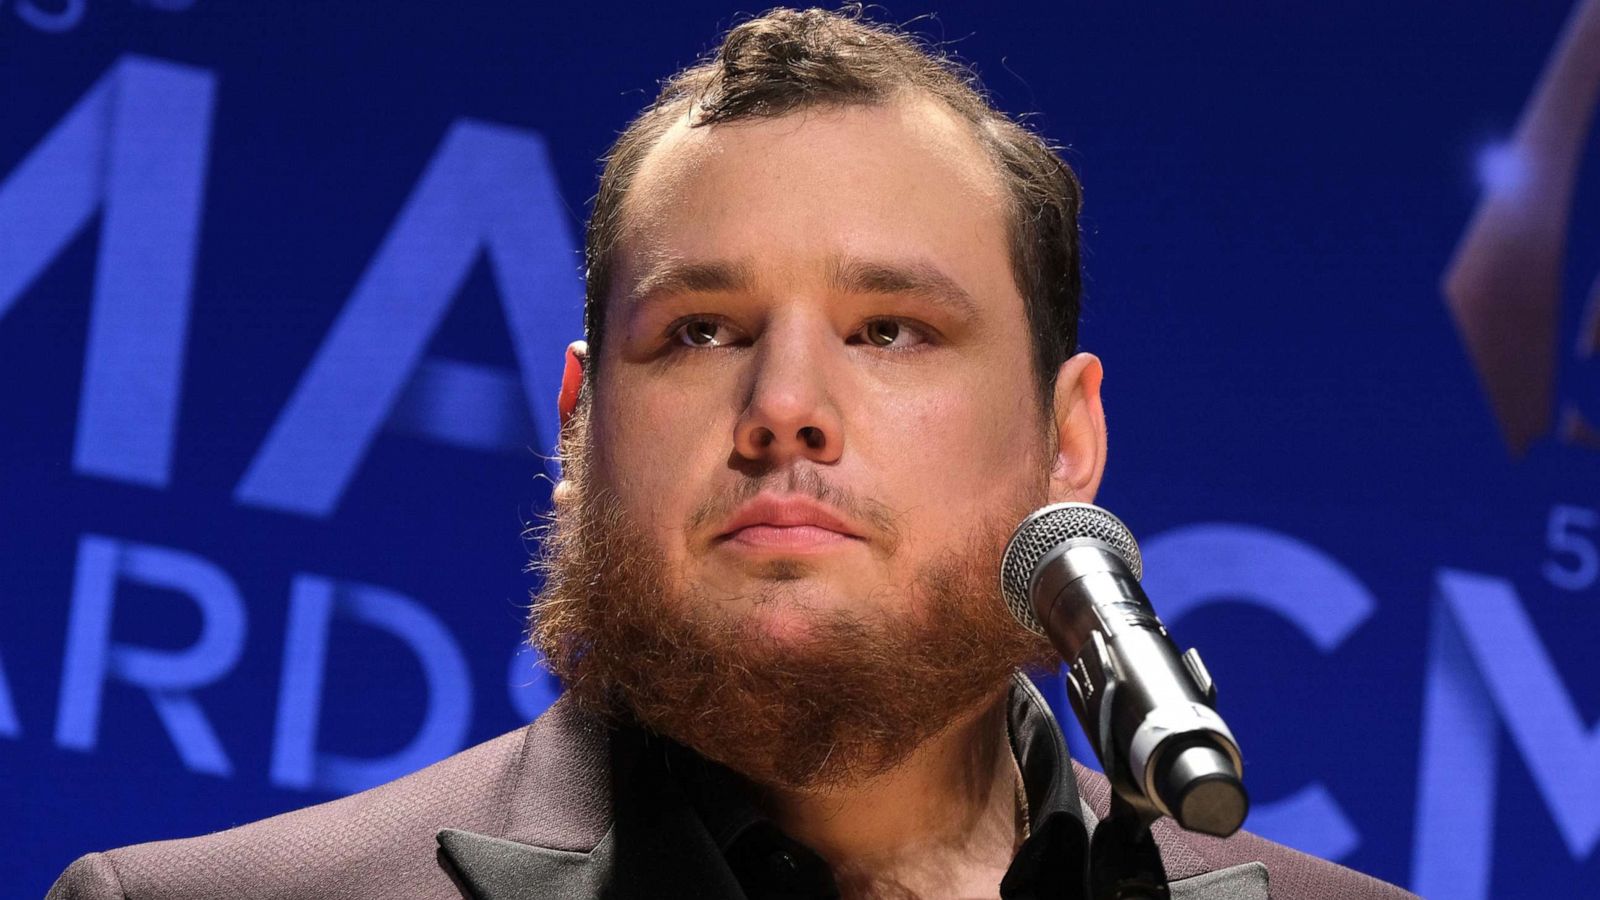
[724,524,856,551]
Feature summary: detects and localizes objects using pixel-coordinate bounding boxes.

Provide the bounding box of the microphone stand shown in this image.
[1088,793,1169,900]
[1085,674,1170,899]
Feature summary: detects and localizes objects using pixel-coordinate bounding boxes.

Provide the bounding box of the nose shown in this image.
[733,324,844,466]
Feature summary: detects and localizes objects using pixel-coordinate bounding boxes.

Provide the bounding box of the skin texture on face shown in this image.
[589,96,1062,641]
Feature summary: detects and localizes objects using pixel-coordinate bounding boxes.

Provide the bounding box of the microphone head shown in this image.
[999,502,1144,635]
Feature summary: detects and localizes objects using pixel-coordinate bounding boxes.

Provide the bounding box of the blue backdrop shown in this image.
[4,1,1598,896]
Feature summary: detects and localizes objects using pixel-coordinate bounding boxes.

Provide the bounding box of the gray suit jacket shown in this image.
[48,695,1415,899]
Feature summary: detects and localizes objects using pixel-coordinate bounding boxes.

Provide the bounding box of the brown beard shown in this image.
[527,407,1056,792]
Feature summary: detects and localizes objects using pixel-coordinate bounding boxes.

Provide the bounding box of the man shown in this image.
[50,8,1413,899]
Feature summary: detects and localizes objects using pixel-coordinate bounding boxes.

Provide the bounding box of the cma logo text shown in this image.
[0,55,577,519]
[0,52,579,799]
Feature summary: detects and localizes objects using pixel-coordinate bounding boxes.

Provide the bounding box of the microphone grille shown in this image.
[999,502,1144,635]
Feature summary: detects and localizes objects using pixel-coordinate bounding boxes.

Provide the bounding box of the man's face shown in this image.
[589,96,1053,638]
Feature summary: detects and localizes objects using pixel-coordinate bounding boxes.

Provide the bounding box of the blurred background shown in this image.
[4,1,1598,896]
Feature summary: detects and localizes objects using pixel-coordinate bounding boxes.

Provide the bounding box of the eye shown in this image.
[673,318,733,348]
[854,319,928,349]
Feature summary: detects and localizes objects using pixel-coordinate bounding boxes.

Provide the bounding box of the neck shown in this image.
[755,688,1022,898]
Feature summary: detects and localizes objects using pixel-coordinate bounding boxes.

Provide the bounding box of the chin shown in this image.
[739,582,901,640]
[745,606,827,644]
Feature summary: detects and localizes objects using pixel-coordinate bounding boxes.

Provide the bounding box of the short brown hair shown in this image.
[583,6,1084,397]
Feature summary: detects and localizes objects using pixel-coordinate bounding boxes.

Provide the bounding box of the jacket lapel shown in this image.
[436,697,745,900]
[438,808,745,900]
[1170,862,1269,900]
[437,829,610,900]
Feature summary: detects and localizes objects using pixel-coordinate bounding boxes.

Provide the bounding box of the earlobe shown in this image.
[1047,352,1108,503]
[558,340,588,429]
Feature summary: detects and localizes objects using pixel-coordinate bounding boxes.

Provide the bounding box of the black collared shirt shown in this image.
[661,673,1091,900]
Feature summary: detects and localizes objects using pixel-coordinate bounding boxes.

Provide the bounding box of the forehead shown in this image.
[610,95,1016,310]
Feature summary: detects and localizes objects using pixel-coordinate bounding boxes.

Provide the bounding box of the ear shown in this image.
[1046,352,1107,504]
[558,340,588,429]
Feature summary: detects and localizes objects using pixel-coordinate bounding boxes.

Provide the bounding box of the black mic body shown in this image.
[1000,502,1248,838]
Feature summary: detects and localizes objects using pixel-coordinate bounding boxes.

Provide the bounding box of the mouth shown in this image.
[715,494,866,554]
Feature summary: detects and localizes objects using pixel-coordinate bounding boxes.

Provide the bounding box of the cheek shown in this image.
[591,379,732,523]
[864,388,1045,510]
[881,375,1038,457]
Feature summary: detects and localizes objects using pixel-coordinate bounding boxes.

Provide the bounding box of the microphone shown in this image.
[1000,502,1247,837]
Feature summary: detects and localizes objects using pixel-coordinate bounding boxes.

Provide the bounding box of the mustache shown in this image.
[685,467,902,551]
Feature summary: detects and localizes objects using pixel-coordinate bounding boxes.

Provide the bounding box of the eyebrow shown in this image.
[827,256,982,322]
[627,259,758,311]
[624,254,982,322]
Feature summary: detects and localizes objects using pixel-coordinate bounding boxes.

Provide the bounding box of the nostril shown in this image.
[753,427,775,449]
[798,426,825,450]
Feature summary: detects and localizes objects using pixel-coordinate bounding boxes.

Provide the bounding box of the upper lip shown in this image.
[715,494,865,541]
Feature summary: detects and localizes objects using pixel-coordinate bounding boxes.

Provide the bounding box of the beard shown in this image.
[527,407,1057,792]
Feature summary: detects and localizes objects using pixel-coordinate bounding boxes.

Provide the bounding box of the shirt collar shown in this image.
[664,671,1091,899]
[1002,671,1091,898]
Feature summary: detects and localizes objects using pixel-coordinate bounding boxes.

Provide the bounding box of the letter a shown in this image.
[235,121,580,518]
